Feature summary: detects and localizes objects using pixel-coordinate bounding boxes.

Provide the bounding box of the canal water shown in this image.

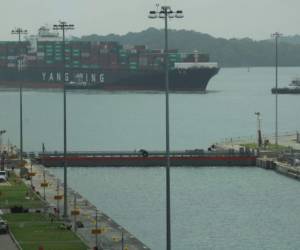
[50,166,300,250]
[1,67,300,249]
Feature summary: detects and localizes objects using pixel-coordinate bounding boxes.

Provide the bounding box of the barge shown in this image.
[37,149,257,167]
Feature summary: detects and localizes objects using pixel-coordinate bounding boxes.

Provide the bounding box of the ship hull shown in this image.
[0,67,219,91]
[271,88,300,94]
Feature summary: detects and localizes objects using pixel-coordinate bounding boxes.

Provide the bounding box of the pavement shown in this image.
[218,132,300,151]
[27,163,150,250]
[275,133,300,150]
[0,234,18,250]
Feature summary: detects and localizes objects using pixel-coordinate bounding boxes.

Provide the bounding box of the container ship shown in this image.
[0,26,219,91]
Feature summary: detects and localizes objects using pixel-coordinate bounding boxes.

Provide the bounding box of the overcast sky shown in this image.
[1,0,299,41]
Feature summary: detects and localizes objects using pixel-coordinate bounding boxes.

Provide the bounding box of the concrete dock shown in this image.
[26,163,150,250]
[257,157,300,180]
[221,132,300,181]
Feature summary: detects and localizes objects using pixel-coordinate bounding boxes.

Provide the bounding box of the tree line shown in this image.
[78,28,300,67]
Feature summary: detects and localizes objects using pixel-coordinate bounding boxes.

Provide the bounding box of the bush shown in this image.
[10,206,29,213]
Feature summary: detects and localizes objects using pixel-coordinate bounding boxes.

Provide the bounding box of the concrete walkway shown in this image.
[219,132,300,150]
[0,234,18,250]
[275,133,300,150]
[27,163,150,250]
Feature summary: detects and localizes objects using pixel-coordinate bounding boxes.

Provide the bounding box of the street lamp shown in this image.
[254,112,262,147]
[0,130,6,151]
[271,32,282,149]
[148,5,183,250]
[11,28,28,163]
[53,21,74,219]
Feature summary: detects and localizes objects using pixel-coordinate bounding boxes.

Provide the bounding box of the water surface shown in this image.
[1,67,300,249]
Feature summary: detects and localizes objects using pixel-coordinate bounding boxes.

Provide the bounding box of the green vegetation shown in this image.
[0,173,88,250]
[79,28,300,67]
[0,173,43,208]
[3,213,87,250]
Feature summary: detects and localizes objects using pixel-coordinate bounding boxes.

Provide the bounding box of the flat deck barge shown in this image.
[36,149,257,167]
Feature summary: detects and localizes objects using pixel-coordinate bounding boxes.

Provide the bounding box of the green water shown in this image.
[51,167,300,250]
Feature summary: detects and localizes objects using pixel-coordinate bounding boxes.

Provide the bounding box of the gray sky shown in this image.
[1,0,299,41]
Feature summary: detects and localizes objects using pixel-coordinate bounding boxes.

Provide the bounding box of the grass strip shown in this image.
[0,173,43,209]
[3,213,87,250]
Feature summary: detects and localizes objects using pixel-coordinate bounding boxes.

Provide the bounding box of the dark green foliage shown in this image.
[78,28,300,67]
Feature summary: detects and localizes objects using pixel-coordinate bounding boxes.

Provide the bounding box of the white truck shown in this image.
[0,171,7,182]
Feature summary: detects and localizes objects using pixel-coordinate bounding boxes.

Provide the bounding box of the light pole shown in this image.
[254,112,262,147]
[0,130,6,152]
[11,28,28,163]
[0,130,6,171]
[148,6,183,250]
[271,32,282,148]
[53,21,74,219]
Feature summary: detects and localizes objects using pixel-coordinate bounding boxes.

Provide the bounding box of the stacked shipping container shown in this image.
[0,42,30,68]
[0,40,208,71]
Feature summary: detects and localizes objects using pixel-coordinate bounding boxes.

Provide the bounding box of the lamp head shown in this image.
[175,10,184,18]
[148,10,157,19]
[159,10,165,18]
[168,10,174,18]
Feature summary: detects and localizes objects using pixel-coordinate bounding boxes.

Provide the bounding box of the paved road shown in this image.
[0,234,18,250]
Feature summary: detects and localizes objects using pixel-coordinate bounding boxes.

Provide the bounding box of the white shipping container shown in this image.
[81,52,90,58]
[174,62,218,69]
[100,48,108,53]
[26,55,37,60]
[7,63,16,67]
[7,56,17,60]
[139,57,148,66]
